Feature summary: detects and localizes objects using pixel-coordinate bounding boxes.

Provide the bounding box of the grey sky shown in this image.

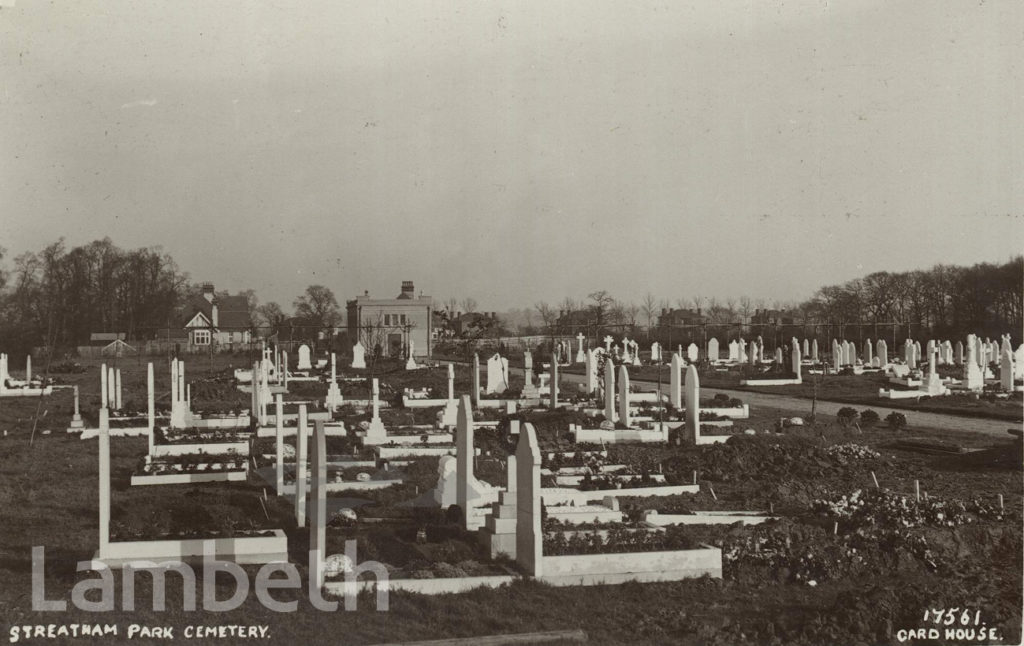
[1,1,1020,310]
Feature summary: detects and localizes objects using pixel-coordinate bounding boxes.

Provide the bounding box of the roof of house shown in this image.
[183,294,252,329]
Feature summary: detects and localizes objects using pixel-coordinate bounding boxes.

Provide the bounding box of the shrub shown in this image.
[860,409,880,429]
[885,411,907,431]
[836,407,859,428]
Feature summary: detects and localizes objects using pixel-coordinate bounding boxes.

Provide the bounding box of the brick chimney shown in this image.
[202,283,215,303]
[400,281,415,298]
[211,303,219,327]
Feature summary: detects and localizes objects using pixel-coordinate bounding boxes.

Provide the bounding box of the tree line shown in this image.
[0,238,344,357]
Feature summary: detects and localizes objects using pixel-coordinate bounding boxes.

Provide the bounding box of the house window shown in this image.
[193,329,211,345]
[400,314,407,325]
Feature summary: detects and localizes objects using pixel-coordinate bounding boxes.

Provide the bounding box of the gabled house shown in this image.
[182,283,253,349]
[749,308,795,327]
[658,308,709,327]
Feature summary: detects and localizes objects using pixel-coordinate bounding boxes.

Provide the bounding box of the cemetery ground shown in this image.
[0,355,1021,645]
[551,362,1024,424]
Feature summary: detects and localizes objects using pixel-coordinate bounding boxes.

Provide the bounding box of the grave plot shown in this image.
[0,352,55,397]
[93,420,290,567]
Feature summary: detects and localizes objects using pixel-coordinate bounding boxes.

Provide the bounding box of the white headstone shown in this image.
[687,343,699,363]
[515,423,542,577]
[575,333,586,364]
[486,354,509,394]
[670,352,683,410]
[1000,349,1014,391]
[585,349,598,395]
[791,339,802,381]
[351,342,366,369]
[297,344,312,370]
[684,364,700,444]
[618,364,631,428]
[707,338,719,362]
[604,358,616,422]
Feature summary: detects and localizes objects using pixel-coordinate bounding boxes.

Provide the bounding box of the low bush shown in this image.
[836,407,859,428]
[885,411,908,431]
[860,409,880,428]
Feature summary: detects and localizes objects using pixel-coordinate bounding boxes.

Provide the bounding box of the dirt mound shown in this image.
[662,435,881,484]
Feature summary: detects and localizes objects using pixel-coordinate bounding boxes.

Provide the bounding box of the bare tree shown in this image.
[534,302,556,330]
[588,290,615,327]
[460,297,478,313]
[641,292,658,330]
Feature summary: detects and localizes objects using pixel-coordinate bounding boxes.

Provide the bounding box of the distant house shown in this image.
[555,309,594,331]
[749,308,795,327]
[346,281,434,357]
[658,308,709,327]
[181,283,253,349]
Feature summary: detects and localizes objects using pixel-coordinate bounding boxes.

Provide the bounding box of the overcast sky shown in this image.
[1,1,1020,310]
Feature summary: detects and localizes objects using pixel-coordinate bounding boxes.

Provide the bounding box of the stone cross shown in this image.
[604,336,613,352]
[575,333,586,364]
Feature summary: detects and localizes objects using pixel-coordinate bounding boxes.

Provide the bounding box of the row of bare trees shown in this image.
[800,258,1022,339]
[0,237,347,356]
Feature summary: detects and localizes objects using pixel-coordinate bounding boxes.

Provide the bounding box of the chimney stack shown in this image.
[400,281,415,298]
[202,283,215,303]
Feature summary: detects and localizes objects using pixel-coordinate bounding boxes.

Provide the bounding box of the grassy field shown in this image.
[1,355,1021,645]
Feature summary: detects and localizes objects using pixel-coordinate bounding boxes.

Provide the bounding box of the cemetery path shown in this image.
[452,361,1016,439]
